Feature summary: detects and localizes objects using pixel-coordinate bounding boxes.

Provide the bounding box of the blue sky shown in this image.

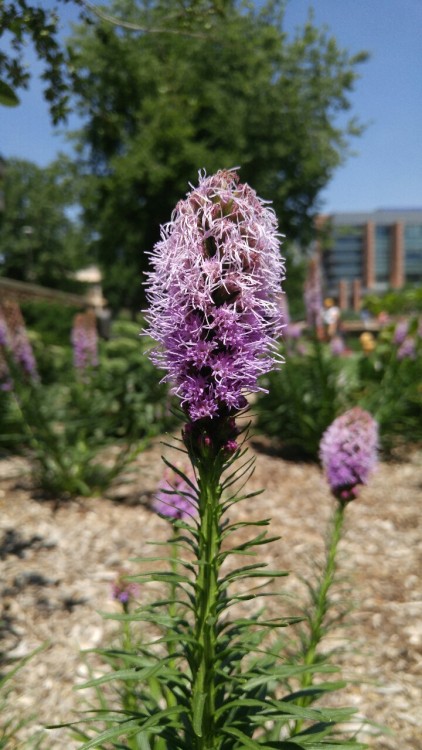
[1,0,421,212]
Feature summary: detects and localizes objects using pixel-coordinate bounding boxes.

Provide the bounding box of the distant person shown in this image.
[323,297,340,340]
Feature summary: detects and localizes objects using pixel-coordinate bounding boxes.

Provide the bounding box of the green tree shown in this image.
[68,0,367,312]
[0,0,233,120]
[0,157,88,288]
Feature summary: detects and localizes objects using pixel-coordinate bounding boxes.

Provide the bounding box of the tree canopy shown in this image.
[66,0,367,311]
[0,157,88,288]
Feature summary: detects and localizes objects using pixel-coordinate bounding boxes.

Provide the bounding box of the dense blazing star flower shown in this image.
[319,407,379,503]
[145,170,285,423]
[153,467,198,521]
[71,311,98,371]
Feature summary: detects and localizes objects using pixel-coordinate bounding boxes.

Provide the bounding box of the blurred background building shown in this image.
[318,208,422,309]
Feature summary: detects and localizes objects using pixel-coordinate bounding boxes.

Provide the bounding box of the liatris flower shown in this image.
[145,169,285,424]
[330,336,345,357]
[304,256,323,332]
[285,322,302,340]
[0,301,38,381]
[153,466,198,521]
[319,407,379,503]
[111,571,140,606]
[71,311,98,371]
[393,320,409,346]
[397,336,416,360]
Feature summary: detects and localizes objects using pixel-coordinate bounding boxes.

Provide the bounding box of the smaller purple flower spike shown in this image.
[111,572,140,606]
[319,407,379,503]
[330,336,345,357]
[397,336,416,360]
[393,320,409,346]
[153,467,198,521]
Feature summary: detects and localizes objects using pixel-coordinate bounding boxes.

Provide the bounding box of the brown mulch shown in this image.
[1,438,421,748]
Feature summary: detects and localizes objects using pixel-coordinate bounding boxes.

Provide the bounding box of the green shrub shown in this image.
[363,286,422,316]
[255,340,348,460]
[21,300,83,346]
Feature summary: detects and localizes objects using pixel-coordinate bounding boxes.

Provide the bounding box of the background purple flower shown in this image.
[145,170,285,422]
[0,301,38,382]
[153,467,198,521]
[393,320,409,346]
[319,407,379,502]
[304,256,323,332]
[71,311,98,371]
[397,336,416,360]
[111,572,140,606]
[330,336,345,357]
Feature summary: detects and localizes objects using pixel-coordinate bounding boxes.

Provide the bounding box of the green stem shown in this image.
[292,502,345,736]
[192,461,222,750]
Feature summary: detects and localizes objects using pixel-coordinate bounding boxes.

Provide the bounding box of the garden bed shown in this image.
[1,438,421,748]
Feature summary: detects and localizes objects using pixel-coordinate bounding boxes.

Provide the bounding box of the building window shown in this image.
[322,226,363,288]
[375,225,391,284]
[404,224,422,283]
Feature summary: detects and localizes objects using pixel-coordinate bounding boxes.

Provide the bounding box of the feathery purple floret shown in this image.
[145,170,285,422]
[153,467,198,521]
[319,407,379,502]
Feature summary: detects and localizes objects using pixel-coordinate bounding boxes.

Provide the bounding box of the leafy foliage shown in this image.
[255,319,422,459]
[0,316,176,495]
[0,0,78,121]
[67,0,367,310]
[363,286,422,316]
[0,158,88,289]
[351,319,422,454]
[255,340,346,461]
[63,446,366,749]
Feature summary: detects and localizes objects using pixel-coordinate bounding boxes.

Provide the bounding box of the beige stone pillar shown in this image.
[338,279,349,310]
[352,278,362,312]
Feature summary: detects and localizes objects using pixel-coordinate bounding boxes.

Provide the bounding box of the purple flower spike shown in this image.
[111,572,140,606]
[71,311,98,371]
[330,336,345,357]
[153,467,198,521]
[319,407,379,503]
[393,320,409,346]
[145,169,285,422]
[0,301,38,383]
[397,336,416,360]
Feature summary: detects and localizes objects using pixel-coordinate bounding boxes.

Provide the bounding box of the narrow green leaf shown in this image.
[192,690,207,737]
[0,80,20,106]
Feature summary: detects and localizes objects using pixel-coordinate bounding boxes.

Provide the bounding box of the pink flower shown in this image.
[71,311,98,371]
[153,466,198,521]
[319,407,379,503]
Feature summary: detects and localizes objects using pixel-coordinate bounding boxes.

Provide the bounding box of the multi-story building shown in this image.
[317,209,422,308]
